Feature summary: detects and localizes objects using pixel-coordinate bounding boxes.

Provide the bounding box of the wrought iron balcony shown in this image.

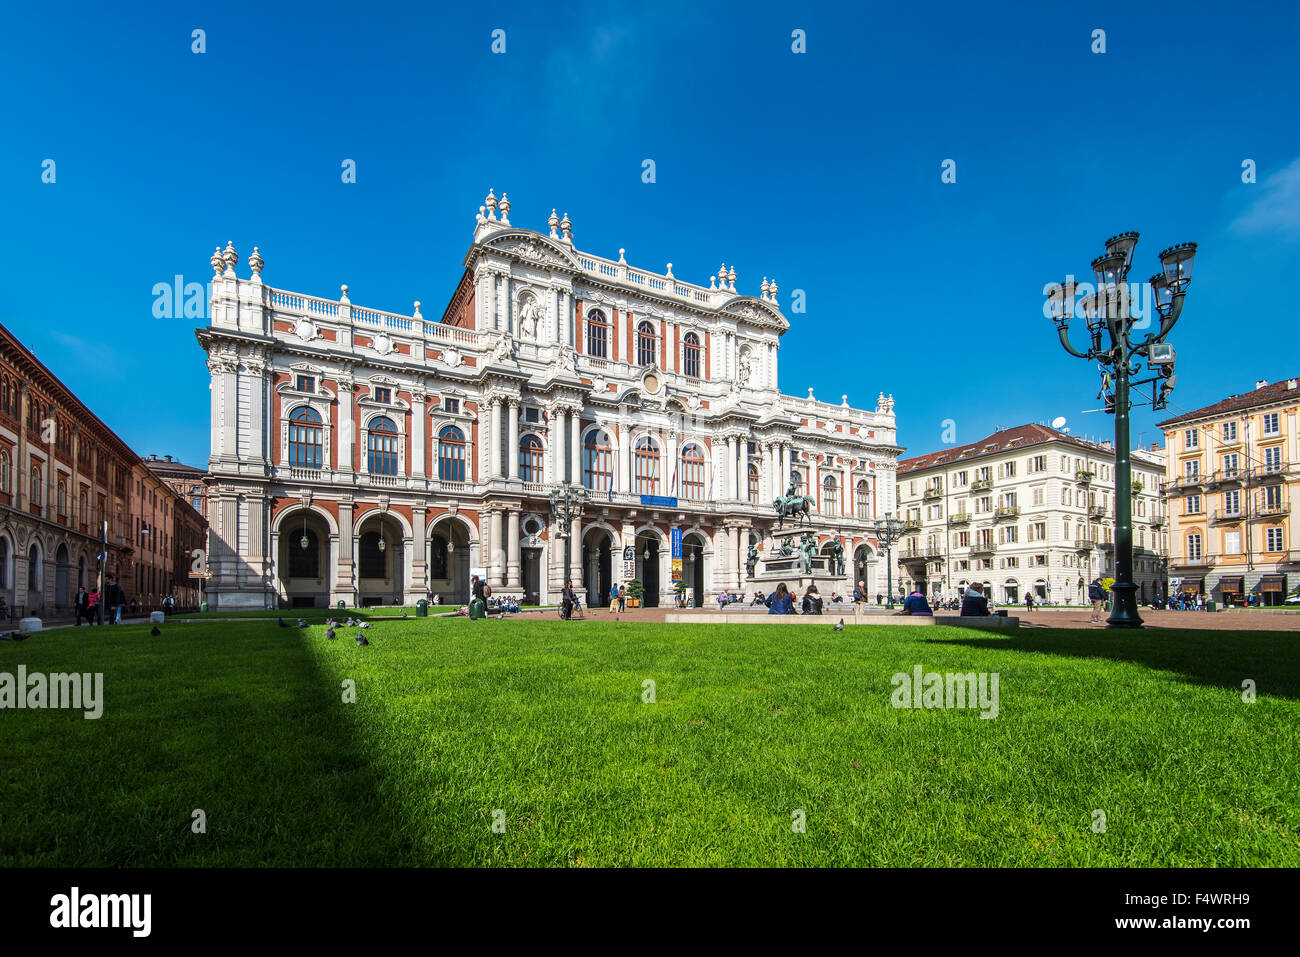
[1254,461,1289,482]
[1150,515,1166,528]
[1074,538,1096,551]
[923,486,943,500]
[903,518,922,531]
[949,512,971,525]
[1087,504,1107,519]
[971,478,994,490]
[994,505,1020,520]
[1252,501,1290,520]
[1210,508,1244,524]
[1075,470,1094,485]
[970,542,997,555]
[1171,553,1217,569]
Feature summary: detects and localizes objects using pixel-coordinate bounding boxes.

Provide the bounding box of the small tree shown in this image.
[627,579,644,601]
[1101,576,1115,592]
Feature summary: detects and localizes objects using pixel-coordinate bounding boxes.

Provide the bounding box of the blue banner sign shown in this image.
[640,495,678,508]
[671,527,683,559]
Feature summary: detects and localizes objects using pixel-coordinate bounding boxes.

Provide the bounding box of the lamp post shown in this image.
[868,511,906,609]
[1050,232,1196,628]
[548,481,588,592]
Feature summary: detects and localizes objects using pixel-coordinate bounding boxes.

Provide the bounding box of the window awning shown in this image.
[1261,575,1287,593]
[1179,578,1204,594]
[1219,576,1245,592]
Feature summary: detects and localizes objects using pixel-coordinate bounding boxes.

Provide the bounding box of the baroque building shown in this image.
[895,424,1168,605]
[1159,377,1299,605]
[196,192,901,610]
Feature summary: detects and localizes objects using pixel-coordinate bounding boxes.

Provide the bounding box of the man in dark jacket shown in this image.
[960,583,990,616]
[106,577,126,624]
[1088,578,1106,623]
[75,587,90,626]
[560,580,577,620]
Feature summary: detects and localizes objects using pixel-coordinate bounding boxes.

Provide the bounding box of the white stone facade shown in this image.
[894,425,1168,605]
[196,194,902,609]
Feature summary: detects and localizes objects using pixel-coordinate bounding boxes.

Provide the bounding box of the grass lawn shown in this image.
[2,618,1297,866]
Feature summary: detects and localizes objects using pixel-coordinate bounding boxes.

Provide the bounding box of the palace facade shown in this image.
[196,192,901,609]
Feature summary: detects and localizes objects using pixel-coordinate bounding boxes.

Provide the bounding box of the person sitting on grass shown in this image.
[960,582,990,616]
[766,583,795,615]
[897,588,933,616]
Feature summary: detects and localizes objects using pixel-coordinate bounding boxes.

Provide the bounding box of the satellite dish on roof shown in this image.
[1051,416,1069,432]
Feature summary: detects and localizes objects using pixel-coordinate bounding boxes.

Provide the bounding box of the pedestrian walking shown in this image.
[1088,577,1106,623]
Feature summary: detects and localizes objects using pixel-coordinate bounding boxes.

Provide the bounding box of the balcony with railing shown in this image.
[1210,507,1244,524]
[1205,468,1245,487]
[971,477,994,491]
[1254,460,1290,482]
[1253,500,1290,520]
[903,518,922,532]
[1087,504,1107,520]
[1075,470,1094,485]
[1171,553,1217,569]
[923,486,943,500]
[1167,473,1204,493]
[994,505,1020,521]
[949,512,971,525]
[1074,538,1096,551]
[970,541,997,556]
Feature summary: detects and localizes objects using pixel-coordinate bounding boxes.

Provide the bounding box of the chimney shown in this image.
[1102,440,1113,451]
[1150,443,1158,452]
[1256,379,1269,390]
[165,455,173,463]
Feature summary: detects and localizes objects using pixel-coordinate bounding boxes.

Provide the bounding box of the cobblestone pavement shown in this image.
[553,603,1300,631]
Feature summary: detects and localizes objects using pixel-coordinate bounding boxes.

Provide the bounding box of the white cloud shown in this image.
[1231,157,1300,239]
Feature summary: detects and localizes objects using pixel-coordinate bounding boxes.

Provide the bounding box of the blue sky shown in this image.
[2,0,1298,467]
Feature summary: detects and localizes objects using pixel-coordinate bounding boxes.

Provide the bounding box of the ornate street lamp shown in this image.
[1050,232,1196,627]
[548,481,588,589]
[868,511,906,609]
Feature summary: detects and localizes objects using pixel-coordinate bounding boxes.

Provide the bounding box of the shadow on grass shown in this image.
[923,627,1300,700]
[0,622,409,866]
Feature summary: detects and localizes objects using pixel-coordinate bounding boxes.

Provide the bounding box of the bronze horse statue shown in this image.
[773,487,813,528]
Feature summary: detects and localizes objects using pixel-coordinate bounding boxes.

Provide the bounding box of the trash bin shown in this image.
[337,600,346,610]
[416,599,428,618]
[1206,600,1217,612]
[469,598,485,620]
[199,601,209,613]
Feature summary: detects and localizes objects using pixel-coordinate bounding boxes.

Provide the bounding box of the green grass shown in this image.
[2,618,1297,866]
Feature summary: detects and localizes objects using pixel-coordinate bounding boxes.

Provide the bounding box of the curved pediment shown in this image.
[717,296,790,332]
[479,230,582,272]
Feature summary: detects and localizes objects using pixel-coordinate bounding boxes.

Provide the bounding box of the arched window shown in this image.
[358,531,388,579]
[856,479,871,518]
[790,469,804,496]
[683,333,701,379]
[748,464,761,505]
[822,475,839,516]
[0,537,8,589]
[288,527,320,579]
[31,464,42,507]
[0,449,8,493]
[519,434,544,483]
[79,488,88,524]
[680,444,706,500]
[367,416,399,475]
[635,436,661,494]
[438,426,466,482]
[0,375,12,418]
[57,479,67,517]
[28,544,40,590]
[583,430,613,491]
[637,321,657,367]
[288,406,323,469]
[586,309,609,358]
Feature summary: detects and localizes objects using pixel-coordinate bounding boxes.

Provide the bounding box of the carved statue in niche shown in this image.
[518,296,540,339]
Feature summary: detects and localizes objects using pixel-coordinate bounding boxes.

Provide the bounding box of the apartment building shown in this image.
[1158,377,1299,604]
[896,424,1167,604]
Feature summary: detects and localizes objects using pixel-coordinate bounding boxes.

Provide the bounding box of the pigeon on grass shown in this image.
[325,627,336,640]
[355,632,370,646]
[150,626,161,636]
[833,619,845,631]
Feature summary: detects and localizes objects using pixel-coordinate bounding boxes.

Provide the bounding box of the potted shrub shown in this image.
[674,580,687,607]
[626,579,643,608]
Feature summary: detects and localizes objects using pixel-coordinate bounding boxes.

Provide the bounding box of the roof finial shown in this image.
[560,212,572,243]
[760,277,770,300]
[499,192,510,225]
[247,246,264,280]
[222,241,238,277]
[485,188,497,220]
[548,209,559,238]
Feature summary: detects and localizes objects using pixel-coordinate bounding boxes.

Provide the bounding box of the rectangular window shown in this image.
[1224,529,1242,554]
[1223,453,1239,477]
[1263,445,1282,473]
[1222,421,1237,442]
[1028,455,1046,473]
[444,397,460,415]
[1187,494,1202,515]
[1032,487,1045,506]
[1224,489,1240,515]
[1267,527,1285,551]
[1185,460,1200,479]
[296,375,315,393]
[524,407,539,423]
[373,387,392,404]
[1187,533,1202,560]
[1262,412,1280,436]
[1185,429,1199,450]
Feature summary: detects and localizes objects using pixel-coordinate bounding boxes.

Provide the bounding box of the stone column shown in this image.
[507,398,520,481]
[569,411,581,487]
[490,398,502,479]
[843,460,853,518]
[412,393,427,479]
[336,500,355,605]
[618,421,632,493]
[715,525,730,593]
[491,508,505,586]
[569,517,582,582]
[411,505,427,600]
[666,430,678,497]
[507,511,521,586]
[338,379,355,474]
[723,436,736,501]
